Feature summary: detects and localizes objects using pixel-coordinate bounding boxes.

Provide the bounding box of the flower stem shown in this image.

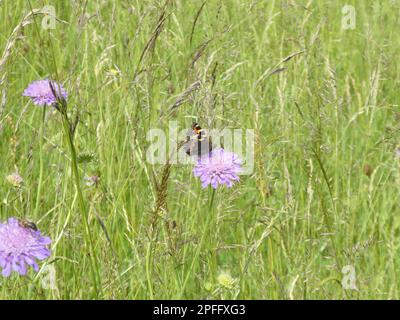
[179,187,216,298]
[145,242,154,299]
[61,113,101,297]
[34,106,46,218]
[208,188,216,211]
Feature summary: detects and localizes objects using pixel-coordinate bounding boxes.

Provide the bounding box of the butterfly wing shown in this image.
[184,127,212,157]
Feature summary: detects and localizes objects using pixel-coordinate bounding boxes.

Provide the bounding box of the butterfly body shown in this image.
[184,122,212,157]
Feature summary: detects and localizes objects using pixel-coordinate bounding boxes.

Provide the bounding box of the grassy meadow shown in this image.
[1,0,400,299]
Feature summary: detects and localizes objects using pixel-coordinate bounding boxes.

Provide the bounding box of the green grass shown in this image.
[1,0,400,299]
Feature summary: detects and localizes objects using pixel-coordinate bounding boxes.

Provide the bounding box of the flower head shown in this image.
[193,148,241,189]
[84,175,100,187]
[0,218,51,277]
[217,271,236,290]
[23,79,67,106]
[6,172,23,188]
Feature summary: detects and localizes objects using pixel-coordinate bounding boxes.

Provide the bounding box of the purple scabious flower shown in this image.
[23,79,67,106]
[193,148,242,189]
[0,218,51,277]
